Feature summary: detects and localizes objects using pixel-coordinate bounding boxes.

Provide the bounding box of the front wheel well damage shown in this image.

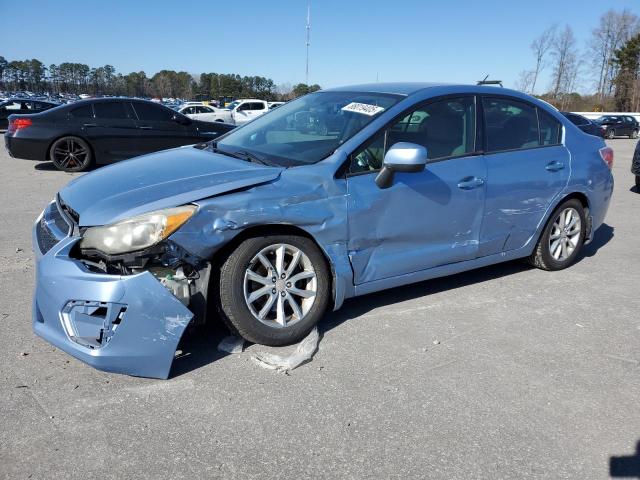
[207,224,336,324]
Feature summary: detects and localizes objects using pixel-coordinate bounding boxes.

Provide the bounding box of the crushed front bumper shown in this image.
[32,202,193,379]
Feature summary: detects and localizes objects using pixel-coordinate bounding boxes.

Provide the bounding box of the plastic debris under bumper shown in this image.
[33,236,193,379]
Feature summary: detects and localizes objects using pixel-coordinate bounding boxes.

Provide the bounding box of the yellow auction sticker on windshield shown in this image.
[341,102,385,116]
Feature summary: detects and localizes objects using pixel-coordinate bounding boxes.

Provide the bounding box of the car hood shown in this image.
[59,146,283,226]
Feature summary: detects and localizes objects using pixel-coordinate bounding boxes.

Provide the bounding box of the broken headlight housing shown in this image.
[79,206,197,255]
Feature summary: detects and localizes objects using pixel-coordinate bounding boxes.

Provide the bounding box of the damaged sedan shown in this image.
[33,83,614,378]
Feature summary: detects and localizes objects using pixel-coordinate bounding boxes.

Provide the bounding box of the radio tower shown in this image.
[305,1,311,86]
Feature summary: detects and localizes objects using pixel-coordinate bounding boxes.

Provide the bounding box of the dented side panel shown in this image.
[169,160,354,308]
[33,237,193,379]
[346,156,487,285]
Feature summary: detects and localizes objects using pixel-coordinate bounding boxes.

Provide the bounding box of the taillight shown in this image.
[599,146,614,169]
[7,118,33,134]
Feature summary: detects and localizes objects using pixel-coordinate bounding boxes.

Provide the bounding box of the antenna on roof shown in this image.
[305,1,311,86]
[477,75,503,87]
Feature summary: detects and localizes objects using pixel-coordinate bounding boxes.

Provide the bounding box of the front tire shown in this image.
[635,175,640,191]
[528,199,586,271]
[49,136,93,172]
[606,129,615,139]
[631,129,638,139]
[216,235,330,346]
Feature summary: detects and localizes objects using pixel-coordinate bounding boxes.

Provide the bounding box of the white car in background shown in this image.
[224,99,269,125]
[178,104,232,123]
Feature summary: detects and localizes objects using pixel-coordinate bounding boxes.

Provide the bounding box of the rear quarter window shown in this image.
[538,110,562,145]
[70,105,94,118]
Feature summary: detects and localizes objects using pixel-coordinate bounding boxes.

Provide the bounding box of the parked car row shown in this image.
[4,98,235,171]
[178,99,272,125]
[0,98,60,129]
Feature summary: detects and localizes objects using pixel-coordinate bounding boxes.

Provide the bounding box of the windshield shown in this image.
[216,91,402,166]
[225,101,240,111]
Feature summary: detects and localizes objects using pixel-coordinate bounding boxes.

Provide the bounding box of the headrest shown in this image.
[421,114,463,143]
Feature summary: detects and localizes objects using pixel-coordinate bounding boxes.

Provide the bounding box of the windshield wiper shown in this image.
[233,150,270,166]
[211,145,270,166]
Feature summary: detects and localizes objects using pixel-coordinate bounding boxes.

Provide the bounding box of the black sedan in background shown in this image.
[4,98,236,171]
[0,98,59,130]
[594,115,639,139]
[560,112,605,138]
[632,139,640,191]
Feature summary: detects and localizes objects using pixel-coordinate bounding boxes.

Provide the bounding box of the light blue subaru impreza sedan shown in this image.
[33,83,614,378]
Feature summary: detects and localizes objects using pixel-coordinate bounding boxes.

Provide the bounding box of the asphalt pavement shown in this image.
[0,139,638,479]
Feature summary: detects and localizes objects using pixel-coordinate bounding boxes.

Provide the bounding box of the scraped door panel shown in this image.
[346,156,487,285]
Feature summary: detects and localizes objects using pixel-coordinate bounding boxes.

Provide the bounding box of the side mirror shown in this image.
[375,142,428,189]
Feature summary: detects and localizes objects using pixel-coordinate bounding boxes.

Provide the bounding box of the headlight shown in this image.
[79,206,197,255]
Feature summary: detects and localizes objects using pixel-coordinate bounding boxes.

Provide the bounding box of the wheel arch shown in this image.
[46,134,97,163]
[208,223,339,309]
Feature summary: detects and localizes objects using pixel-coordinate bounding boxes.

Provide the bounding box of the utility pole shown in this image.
[305,1,311,86]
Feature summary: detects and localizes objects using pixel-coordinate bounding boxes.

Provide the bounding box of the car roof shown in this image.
[322,82,545,104]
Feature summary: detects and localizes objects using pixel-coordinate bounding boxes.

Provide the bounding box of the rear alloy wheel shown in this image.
[631,129,638,139]
[217,235,330,346]
[528,199,586,271]
[50,136,93,172]
[606,129,615,139]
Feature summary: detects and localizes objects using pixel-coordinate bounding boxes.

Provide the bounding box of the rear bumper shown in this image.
[32,207,193,379]
[4,133,49,160]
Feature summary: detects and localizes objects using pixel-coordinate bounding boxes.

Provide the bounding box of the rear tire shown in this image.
[528,199,586,271]
[49,136,93,172]
[635,175,640,191]
[215,235,330,346]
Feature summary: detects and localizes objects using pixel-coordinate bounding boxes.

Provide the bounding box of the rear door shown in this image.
[83,101,140,162]
[479,96,569,256]
[131,101,189,152]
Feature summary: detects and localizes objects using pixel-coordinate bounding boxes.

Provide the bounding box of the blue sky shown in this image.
[1,0,639,91]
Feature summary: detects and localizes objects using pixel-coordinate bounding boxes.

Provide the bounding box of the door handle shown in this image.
[545,161,565,172]
[138,126,152,130]
[457,177,485,190]
[83,123,98,128]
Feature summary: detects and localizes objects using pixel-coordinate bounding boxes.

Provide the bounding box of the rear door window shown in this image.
[482,97,539,152]
[93,102,130,119]
[132,102,173,122]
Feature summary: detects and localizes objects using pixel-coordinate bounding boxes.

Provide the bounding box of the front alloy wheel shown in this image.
[243,243,317,328]
[217,235,330,346]
[606,129,615,139]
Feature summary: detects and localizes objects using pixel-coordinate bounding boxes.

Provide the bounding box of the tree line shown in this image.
[0,56,320,101]
[517,8,640,112]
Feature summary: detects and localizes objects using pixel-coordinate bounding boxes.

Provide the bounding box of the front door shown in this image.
[346,96,487,284]
[131,101,188,153]
[479,96,570,255]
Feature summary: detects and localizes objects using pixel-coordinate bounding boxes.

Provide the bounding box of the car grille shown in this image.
[36,201,72,255]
